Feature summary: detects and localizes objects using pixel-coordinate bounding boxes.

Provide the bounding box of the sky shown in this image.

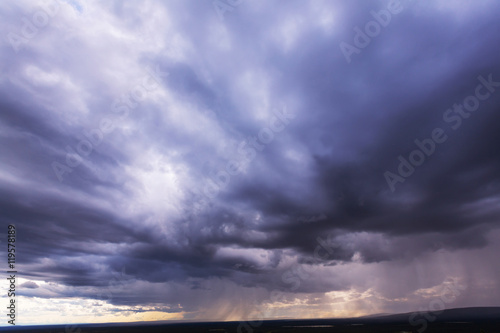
[1,0,500,327]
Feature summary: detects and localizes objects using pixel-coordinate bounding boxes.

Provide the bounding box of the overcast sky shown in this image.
[1,0,500,326]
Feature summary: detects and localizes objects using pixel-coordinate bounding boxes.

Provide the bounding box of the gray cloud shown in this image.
[1,0,500,324]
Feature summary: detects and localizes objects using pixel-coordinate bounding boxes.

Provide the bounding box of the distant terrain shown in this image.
[4,307,500,333]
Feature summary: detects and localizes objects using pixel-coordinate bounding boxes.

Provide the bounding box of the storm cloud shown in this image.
[1,0,500,325]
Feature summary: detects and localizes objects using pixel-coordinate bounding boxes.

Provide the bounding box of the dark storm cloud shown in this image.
[208,0,500,239]
[20,281,39,289]
[1,0,500,320]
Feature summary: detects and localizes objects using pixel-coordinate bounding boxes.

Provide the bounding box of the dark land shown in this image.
[3,307,500,333]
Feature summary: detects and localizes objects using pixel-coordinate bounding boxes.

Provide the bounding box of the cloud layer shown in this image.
[1,0,500,325]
